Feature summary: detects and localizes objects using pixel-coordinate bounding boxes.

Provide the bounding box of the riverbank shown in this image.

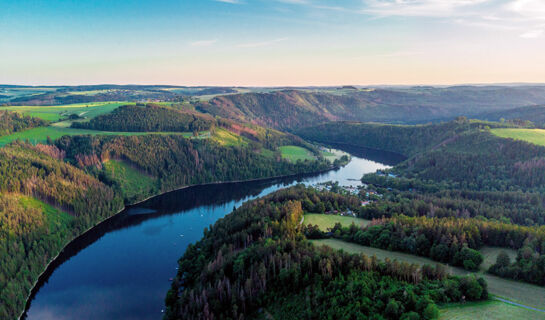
[19,162,346,319]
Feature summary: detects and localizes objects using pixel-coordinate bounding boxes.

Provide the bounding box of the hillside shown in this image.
[296,119,545,290]
[198,86,545,130]
[476,105,545,126]
[71,104,215,132]
[164,185,488,319]
[0,117,336,319]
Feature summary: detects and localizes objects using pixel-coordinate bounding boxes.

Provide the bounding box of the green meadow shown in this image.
[0,101,130,122]
[440,300,545,320]
[212,127,248,146]
[303,214,370,230]
[103,160,158,202]
[0,126,190,147]
[491,128,545,147]
[279,145,315,162]
[312,238,545,313]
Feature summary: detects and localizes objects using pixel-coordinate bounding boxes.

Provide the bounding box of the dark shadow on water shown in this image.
[21,172,323,318]
[22,146,405,318]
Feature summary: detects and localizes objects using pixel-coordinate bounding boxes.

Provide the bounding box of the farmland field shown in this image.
[312,238,545,311]
[303,214,370,230]
[0,126,190,147]
[440,300,545,320]
[0,101,130,122]
[279,145,315,162]
[491,128,545,147]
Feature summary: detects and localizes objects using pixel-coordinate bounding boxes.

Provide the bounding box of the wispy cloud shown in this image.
[190,39,218,47]
[236,38,288,48]
[214,0,242,4]
[355,0,545,39]
[361,0,489,18]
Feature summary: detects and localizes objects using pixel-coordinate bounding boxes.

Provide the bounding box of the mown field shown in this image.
[0,101,129,122]
[491,128,545,147]
[303,214,370,230]
[279,145,315,162]
[440,300,545,320]
[312,238,545,314]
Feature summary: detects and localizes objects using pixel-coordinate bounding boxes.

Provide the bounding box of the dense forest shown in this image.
[298,119,545,286]
[72,104,214,132]
[0,142,123,319]
[55,134,331,202]
[0,127,334,319]
[0,111,47,136]
[164,186,488,320]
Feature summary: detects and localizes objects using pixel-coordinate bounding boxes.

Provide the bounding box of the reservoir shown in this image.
[23,147,404,320]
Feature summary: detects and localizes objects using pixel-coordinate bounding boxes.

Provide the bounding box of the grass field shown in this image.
[491,128,545,147]
[312,238,545,311]
[0,126,190,147]
[19,195,74,230]
[103,160,158,202]
[480,246,518,271]
[212,127,248,146]
[303,214,370,230]
[279,145,315,162]
[440,300,545,320]
[0,101,130,122]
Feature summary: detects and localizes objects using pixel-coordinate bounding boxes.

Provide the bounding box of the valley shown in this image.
[1,86,545,319]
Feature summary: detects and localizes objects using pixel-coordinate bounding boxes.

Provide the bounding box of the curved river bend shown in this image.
[23,147,404,320]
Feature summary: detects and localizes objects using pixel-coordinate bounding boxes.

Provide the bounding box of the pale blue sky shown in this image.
[1,0,544,85]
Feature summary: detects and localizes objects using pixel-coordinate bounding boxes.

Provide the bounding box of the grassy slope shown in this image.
[303,214,370,230]
[440,300,545,320]
[103,160,158,202]
[212,127,248,146]
[312,238,545,312]
[491,128,545,147]
[279,145,315,162]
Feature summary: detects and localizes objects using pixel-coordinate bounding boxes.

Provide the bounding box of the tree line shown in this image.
[164,185,488,320]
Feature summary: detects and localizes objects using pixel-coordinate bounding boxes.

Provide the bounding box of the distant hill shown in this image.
[197,86,545,130]
[476,105,545,126]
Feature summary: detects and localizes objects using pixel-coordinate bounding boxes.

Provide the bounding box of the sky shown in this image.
[1,0,545,86]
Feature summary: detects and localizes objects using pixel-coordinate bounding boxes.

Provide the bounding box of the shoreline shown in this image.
[18,163,345,319]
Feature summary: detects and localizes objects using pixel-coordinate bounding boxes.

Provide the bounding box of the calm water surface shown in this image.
[23,147,403,320]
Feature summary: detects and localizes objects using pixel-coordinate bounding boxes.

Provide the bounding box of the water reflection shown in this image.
[23,149,403,320]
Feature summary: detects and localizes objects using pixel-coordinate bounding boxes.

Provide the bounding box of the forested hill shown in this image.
[72,104,214,132]
[198,86,545,130]
[55,134,331,202]
[476,105,545,127]
[297,119,545,191]
[297,118,511,157]
[164,185,487,320]
[0,111,47,136]
[0,142,123,320]
[1,132,332,319]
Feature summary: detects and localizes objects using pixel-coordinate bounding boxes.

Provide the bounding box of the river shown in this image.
[22,147,404,320]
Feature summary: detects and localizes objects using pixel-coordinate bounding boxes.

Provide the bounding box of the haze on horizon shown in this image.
[1,0,544,86]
